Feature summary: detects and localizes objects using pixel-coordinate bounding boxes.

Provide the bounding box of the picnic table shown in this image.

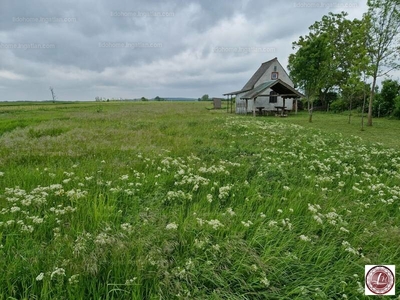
[255,106,265,116]
[274,106,289,117]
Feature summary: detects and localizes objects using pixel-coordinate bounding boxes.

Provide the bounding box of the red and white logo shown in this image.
[365,265,395,296]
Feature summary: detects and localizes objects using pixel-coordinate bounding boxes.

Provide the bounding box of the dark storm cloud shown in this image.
[0,0,367,100]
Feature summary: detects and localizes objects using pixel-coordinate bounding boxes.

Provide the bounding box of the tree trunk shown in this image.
[308,100,313,123]
[361,73,367,131]
[348,94,353,124]
[368,72,378,126]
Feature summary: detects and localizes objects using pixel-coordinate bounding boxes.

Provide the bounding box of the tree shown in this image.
[298,12,368,108]
[288,34,330,122]
[289,12,369,121]
[49,86,56,103]
[365,0,400,126]
[201,94,210,101]
[393,95,400,119]
[373,79,400,117]
[307,12,353,106]
[339,18,370,124]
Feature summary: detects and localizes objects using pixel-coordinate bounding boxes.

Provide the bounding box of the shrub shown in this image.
[329,99,347,113]
[393,95,400,119]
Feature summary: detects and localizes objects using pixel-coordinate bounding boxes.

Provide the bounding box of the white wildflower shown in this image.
[68,274,80,285]
[51,267,66,279]
[120,174,129,180]
[21,225,34,233]
[308,204,319,213]
[313,215,323,224]
[207,219,224,230]
[226,207,235,216]
[32,216,44,224]
[125,277,137,285]
[196,218,204,226]
[218,184,232,199]
[268,220,278,227]
[260,277,270,287]
[212,244,220,251]
[206,194,213,203]
[36,272,44,281]
[121,223,133,232]
[299,235,311,242]
[10,206,21,213]
[166,222,178,230]
[241,220,253,227]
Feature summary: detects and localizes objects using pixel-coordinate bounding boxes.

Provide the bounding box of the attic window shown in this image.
[269,91,277,103]
[271,72,279,80]
[274,66,277,72]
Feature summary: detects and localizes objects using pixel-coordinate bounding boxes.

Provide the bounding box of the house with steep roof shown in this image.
[224,57,303,116]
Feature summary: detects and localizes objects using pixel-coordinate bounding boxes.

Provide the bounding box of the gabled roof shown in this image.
[240,79,304,99]
[240,57,277,92]
[223,57,278,96]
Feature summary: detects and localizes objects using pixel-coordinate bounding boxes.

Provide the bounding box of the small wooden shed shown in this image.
[212,98,224,109]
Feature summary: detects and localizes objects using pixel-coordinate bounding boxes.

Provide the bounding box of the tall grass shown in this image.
[0,101,399,299]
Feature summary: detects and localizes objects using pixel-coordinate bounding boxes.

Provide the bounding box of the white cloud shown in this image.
[0,70,25,80]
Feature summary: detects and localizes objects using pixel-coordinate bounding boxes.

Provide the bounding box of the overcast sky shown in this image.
[0,0,368,101]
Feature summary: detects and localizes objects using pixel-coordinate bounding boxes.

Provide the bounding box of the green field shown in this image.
[0,101,399,299]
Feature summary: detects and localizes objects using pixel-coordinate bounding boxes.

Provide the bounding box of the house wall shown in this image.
[235,60,295,113]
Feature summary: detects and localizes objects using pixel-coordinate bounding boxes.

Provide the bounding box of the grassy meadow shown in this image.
[0,101,399,299]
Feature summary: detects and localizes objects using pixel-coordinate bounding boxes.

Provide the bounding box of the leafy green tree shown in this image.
[373,79,400,117]
[339,18,370,124]
[288,34,330,122]
[300,13,368,107]
[393,95,400,119]
[289,12,369,122]
[201,94,210,101]
[365,0,400,126]
[307,13,353,102]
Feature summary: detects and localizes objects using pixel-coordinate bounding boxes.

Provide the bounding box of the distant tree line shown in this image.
[198,94,210,101]
[94,96,166,102]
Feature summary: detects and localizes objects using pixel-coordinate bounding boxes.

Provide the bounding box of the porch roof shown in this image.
[240,79,304,99]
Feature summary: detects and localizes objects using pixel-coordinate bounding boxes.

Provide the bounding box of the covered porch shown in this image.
[224,79,304,117]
